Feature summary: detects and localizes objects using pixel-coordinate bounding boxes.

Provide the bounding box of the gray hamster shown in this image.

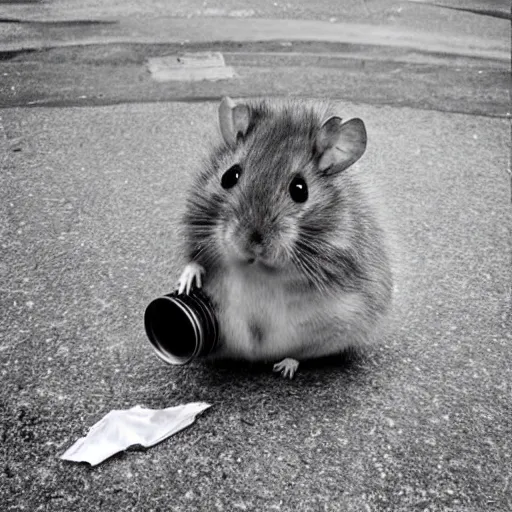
[177,97,393,378]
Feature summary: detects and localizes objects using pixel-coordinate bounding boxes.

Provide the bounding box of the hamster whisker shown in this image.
[290,249,327,293]
[190,241,222,270]
[188,229,213,236]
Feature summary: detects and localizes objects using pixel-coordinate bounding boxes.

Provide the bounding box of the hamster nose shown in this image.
[249,230,263,245]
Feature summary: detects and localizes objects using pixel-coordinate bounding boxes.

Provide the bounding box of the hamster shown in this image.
[177,97,393,378]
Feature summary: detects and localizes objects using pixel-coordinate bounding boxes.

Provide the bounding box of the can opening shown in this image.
[145,297,198,364]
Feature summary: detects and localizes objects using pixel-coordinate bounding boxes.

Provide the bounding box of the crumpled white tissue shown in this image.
[60,402,211,466]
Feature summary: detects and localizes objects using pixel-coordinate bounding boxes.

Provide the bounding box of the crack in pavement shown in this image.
[0,17,118,25]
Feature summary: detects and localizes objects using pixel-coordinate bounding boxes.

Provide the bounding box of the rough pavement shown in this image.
[1,100,510,511]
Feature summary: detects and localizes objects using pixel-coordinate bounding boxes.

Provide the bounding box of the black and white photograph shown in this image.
[1,0,510,511]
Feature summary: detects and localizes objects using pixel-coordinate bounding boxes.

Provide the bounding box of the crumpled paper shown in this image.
[60,402,211,466]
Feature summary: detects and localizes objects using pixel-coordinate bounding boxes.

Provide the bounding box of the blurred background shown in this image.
[0,0,510,115]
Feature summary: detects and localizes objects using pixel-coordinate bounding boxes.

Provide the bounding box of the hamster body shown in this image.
[178,97,393,377]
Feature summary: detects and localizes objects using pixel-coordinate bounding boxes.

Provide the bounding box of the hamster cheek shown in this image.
[271,217,299,266]
[215,219,244,264]
[213,219,233,262]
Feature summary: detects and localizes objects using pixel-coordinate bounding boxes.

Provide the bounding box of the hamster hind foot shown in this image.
[177,262,205,294]
[273,358,300,379]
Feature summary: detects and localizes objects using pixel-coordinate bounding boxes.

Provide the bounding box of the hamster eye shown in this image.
[289,176,308,203]
[221,164,242,189]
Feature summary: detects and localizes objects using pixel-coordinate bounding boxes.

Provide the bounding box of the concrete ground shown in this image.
[0,1,511,512]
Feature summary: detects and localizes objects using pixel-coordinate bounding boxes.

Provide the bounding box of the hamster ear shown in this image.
[316,117,367,173]
[219,97,251,147]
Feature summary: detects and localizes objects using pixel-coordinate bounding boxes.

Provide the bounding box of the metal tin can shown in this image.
[144,288,219,365]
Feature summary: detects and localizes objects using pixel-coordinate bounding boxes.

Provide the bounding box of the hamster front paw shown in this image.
[273,358,299,379]
[177,262,205,294]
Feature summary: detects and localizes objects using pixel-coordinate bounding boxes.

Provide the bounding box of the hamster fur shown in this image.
[177,97,394,378]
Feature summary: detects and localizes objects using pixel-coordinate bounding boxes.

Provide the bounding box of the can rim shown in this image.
[144,295,200,366]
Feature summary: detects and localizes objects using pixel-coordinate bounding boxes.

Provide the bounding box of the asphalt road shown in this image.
[1,99,510,511]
